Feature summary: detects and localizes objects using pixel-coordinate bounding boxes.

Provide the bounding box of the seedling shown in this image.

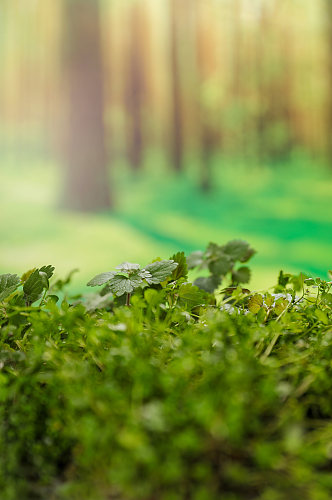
[87,259,178,305]
[187,239,256,293]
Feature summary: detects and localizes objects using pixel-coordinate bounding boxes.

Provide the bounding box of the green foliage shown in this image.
[187,239,256,293]
[0,274,20,301]
[1,242,332,500]
[87,259,178,303]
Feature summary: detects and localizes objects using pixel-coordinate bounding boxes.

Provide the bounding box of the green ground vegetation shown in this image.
[1,155,332,293]
[1,240,332,499]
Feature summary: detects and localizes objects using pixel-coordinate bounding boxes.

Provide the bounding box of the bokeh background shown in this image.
[1,0,332,292]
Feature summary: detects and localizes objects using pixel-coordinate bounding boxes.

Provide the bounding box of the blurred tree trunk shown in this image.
[125,2,144,170]
[195,1,219,192]
[256,3,293,164]
[170,0,183,172]
[62,0,110,211]
[231,0,244,157]
[326,0,332,163]
[255,4,268,164]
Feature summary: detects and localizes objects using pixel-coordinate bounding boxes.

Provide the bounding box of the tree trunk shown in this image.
[125,2,144,170]
[195,0,219,192]
[62,0,110,211]
[170,0,183,172]
[326,0,332,163]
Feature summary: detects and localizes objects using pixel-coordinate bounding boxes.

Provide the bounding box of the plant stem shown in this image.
[126,293,131,307]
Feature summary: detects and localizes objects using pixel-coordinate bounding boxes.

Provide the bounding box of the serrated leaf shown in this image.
[208,255,233,276]
[265,293,274,308]
[177,283,208,309]
[23,269,45,304]
[108,273,143,296]
[186,251,205,270]
[87,272,115,287]
[274,297,289,316]
[222,240,255,262]
[248,294,263,314]
[21,268,36,283]
[0,273,21,301]
[39,265,55,279]
[144,260,178,285]
[194,275,221,293]
[170,252,188,281]
[138,269,152,280]
[115,262,140,273]
[232,266,251,284]
[39,271,50,290]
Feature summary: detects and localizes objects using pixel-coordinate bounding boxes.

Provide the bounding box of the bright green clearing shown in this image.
[1,156,332,292]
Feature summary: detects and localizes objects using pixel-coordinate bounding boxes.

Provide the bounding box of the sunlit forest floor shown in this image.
[1,154,332,293]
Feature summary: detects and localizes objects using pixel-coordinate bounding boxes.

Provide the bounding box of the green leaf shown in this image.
[87,272,115,287]
[257,308,266,323]
[39,271,50,291]
[115,262,140,273]
[290,273,307,292]
[39,265,55,279]
[21,268,36,283]
[208,255,233,276]
[144,260,178,285]
[248,294,263,314]
[138,269,152,280]
[205,242,221,259]
[315,309,329,325]
[321,293,332,305]
[278,271,291,287]
[222,240,256,262]
[23,269,45,304]
[108,273,143,296]
[186,251,204,270]
[304,278,315,286]
[170,252,188,281]
[265,293,274,308]
[274,298,289,316]
[232,266,251,284]
[194,275,221,293]
[0,273,21,301]
[177,283,208,309]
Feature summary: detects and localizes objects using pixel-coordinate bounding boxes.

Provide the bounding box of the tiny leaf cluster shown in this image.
[187,239,255,292]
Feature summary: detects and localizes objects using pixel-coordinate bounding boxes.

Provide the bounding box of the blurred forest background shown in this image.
[1,0,332,291]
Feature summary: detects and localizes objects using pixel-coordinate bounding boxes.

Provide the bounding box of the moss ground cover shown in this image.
[1,241,332,499]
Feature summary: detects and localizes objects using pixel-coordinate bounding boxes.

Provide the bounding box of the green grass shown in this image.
[1,154,332,292]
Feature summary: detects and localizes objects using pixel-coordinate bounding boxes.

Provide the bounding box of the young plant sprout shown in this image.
[87,259,178,306]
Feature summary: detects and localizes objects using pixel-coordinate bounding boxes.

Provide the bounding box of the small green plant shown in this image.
[87,259,178,306]
[0,265,55,309]
[187,239,256,292]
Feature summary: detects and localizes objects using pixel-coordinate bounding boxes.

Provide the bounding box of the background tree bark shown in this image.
[170,0,183,172]
[62,0,111,211]
[125,2,145,171]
